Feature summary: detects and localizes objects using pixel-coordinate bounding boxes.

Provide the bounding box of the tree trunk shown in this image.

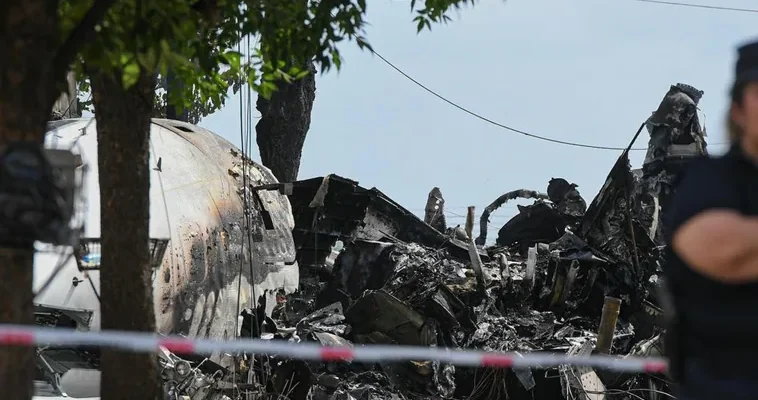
[0,249,36,397]
[91,69,160,400]
[256,60,316,183]
[0,2,59,398]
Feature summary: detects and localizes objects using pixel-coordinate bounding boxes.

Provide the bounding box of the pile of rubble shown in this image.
[247,83,706,400]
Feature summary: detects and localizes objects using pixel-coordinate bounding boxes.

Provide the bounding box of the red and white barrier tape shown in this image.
[0,324,668,374]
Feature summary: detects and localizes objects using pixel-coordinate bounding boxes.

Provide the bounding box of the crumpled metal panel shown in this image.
[638,83,708,244]
[644,83,705,158]
[289,174,484,266]
[424,187,447,232]
[34,118,299,341]
[578,153,635,243]
[576,151,658,310]
[574,84,707,312]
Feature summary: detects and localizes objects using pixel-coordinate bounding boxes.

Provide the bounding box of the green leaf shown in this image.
[67,0,482,117]
[287,65,301,76]
[137,47,158,70]
[222,51,242,70]
[160,39,171,57]
[416,17,425,33]
[279,70,293,83]
[77,79,91,93]
[122,61,141,89]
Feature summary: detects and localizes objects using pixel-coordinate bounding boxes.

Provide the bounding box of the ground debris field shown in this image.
[239,83,706,400]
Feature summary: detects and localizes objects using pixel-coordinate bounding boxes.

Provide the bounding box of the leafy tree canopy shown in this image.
[59,0,480,118]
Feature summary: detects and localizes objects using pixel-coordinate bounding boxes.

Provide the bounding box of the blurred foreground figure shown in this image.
[664,39,758,399]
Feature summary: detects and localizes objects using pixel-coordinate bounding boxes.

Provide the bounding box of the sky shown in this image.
[199,0,758,240]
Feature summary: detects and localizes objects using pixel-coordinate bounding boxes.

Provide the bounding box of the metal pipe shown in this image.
[465,206,475,240]
[465,206,487,292]
[596,296,622,354]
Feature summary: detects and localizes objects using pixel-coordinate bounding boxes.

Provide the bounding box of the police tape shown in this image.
[0,324,668,374]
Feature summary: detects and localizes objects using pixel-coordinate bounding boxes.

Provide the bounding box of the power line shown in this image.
[371,50,638,151]
[371,49,727,150]
[635,0,758,13]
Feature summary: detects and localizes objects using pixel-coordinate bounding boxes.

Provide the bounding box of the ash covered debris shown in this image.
[241,83,704,400]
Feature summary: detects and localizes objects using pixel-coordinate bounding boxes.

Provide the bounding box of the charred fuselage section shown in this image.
[288,175,484,269]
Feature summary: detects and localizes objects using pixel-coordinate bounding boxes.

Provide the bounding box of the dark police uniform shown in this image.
[664,144,758,399]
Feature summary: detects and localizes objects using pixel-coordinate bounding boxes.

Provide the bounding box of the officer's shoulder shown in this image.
[674,154,731,184]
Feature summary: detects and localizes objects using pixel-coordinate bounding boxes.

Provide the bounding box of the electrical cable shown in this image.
[233,32,262,389]
[85,272,101,302]
[243,33,259,339]
[232,34,245,398]
[149,136,177,288]
[370,49,726,150]
[635,0,758,13]
[59,90,90,121]
[234,37,245,344]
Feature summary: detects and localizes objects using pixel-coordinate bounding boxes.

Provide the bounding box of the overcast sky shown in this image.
[200,0,758,239]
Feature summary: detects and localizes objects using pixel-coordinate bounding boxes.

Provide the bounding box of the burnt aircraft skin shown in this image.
[34,118,298,343]
[576,83,706,313]
[636,83,707,244]
[151,119,298,339]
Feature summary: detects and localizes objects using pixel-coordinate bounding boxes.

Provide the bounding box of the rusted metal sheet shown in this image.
[34,118,299,341]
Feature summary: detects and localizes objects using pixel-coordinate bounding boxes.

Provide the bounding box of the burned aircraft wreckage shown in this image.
[26,83,705,399]
[262,83,706,400]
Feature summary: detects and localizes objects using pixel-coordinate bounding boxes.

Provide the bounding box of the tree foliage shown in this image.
[61,0,483,121]
[411,0,481,31]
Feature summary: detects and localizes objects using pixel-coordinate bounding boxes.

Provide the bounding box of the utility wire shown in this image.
[635,0,758,13]
[371,49,726,151]
[372,49,644,151]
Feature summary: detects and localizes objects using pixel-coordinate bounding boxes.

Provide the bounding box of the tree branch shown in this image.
[51,0,119,77]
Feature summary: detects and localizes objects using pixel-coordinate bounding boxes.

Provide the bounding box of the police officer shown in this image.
[664,39,758,399]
